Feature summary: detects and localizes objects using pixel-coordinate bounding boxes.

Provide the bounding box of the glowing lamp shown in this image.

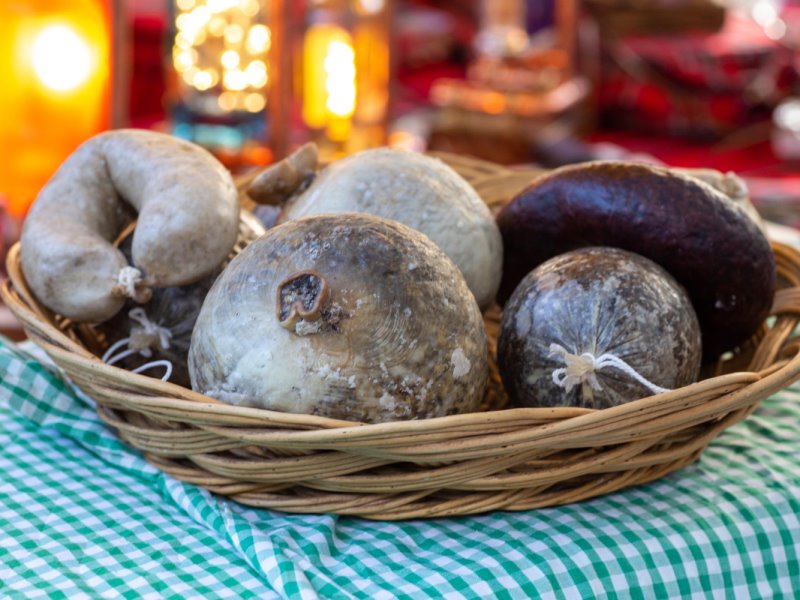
[302,24,357,143]
[0,0,115,217]
[296,0,391,159]
[32,25,95,91]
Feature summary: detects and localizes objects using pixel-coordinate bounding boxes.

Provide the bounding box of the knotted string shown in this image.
[115,267,145,298]
[100,308,173,382]
[549,343,670,395]
[112,266,153,304]
[128,307,172,353]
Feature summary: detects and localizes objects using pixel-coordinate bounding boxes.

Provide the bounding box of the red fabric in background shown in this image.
[128,15,168,127]
[596,10,798,138]
[586,131,790,174]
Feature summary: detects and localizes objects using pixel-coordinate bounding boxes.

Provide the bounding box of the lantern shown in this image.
[168,0,391,163]
[295,0,392,161]
[169,0,273,167]
[0,0,117,218]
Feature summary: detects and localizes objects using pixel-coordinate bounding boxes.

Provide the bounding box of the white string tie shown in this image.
[128,307,172,352]
[549,343,670,395]
[101,337,132,364]
[116,267,144,299]
[102,337,174,382]
[132,360,173,382]
[100,310,174,383]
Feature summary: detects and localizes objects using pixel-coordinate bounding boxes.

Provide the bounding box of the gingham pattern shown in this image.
[1,337,799,599]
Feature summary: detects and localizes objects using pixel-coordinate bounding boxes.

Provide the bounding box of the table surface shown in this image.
[1,330,799,599]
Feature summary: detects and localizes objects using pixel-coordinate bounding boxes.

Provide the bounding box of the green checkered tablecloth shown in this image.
[1,336,799,599]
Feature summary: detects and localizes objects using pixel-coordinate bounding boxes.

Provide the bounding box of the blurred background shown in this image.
[1,0,799,335]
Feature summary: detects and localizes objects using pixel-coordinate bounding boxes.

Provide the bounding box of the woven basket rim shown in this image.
[5,239,800,437]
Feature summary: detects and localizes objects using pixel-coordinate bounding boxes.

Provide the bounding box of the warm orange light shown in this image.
[353,18,390,126]
[324,40,356,118]
[0,0,111,217]
[32,24,94,92]
[245,60,268,88]
[246,24,270,54]
[302,24,356,141]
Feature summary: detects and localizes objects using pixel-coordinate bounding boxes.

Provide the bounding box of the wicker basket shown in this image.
[4,154,800,520]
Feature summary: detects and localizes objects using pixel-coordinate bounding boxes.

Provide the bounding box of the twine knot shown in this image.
[549,343,670,395]
[116,266,142,297]
[113,266,152,303]
[100,309,174,383]
[128,307,172,355]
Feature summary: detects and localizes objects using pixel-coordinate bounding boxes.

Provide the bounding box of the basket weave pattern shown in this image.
[4,154,800,520]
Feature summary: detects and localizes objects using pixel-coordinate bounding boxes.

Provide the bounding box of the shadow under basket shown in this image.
[4,155,800,520]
